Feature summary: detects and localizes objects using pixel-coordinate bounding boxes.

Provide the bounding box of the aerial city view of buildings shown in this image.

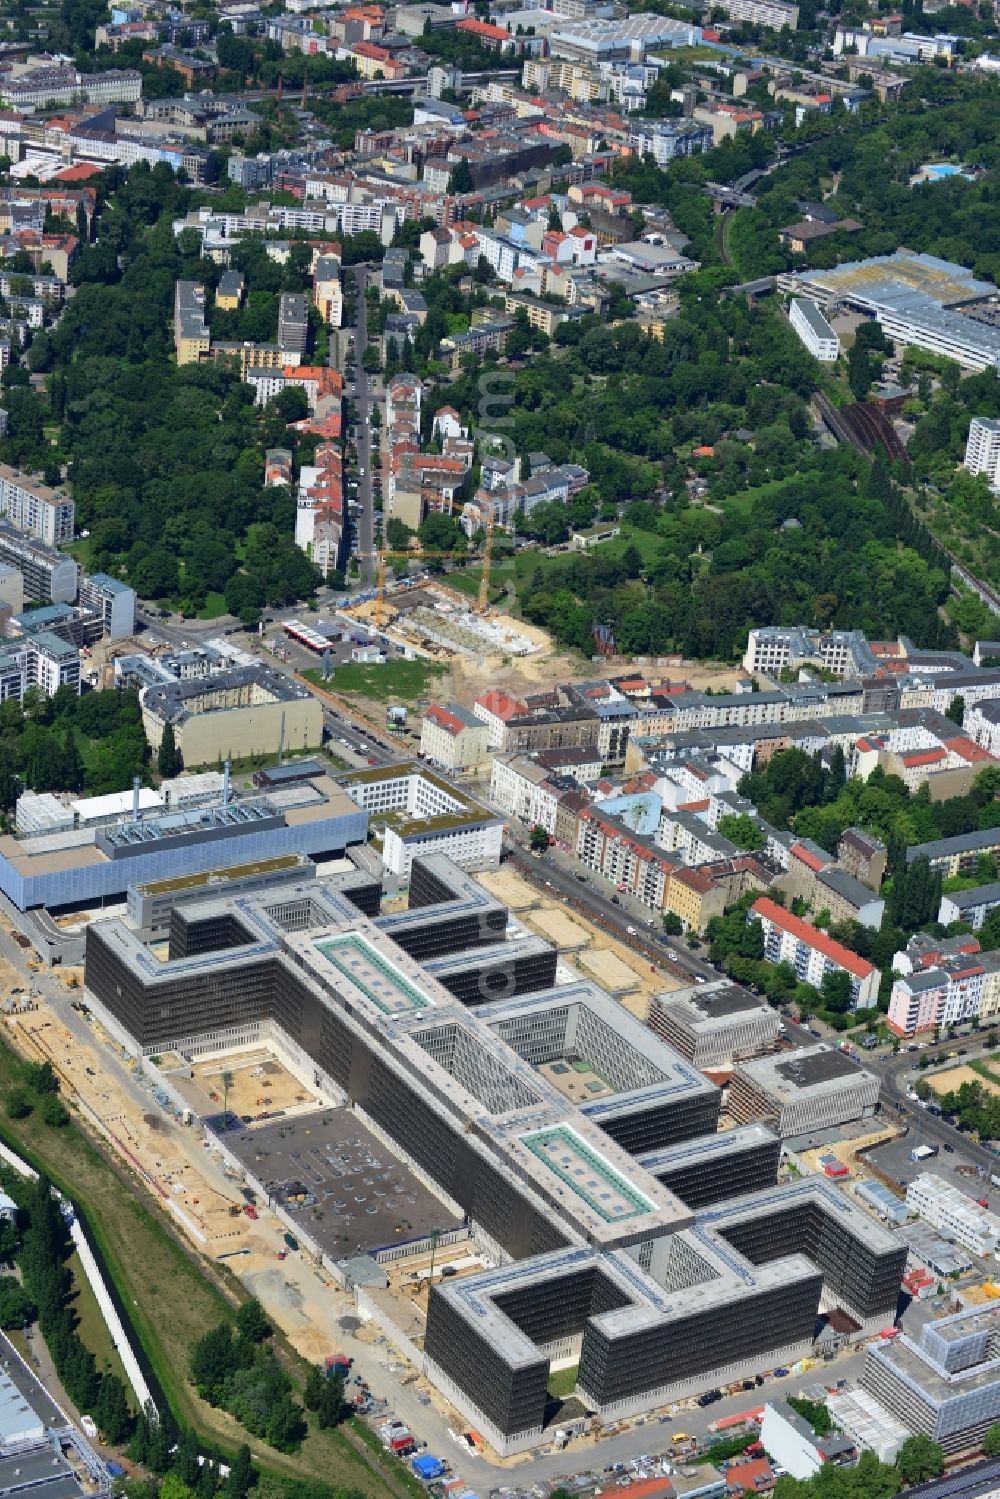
[6,0,1000,1497]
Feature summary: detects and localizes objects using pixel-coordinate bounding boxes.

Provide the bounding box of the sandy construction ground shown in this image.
[170,1049,315,1122]
[475,868,681,1023]
[576,947,641,995]
[528,906,591,951]
[800,1124,899,1178]
[927,1063,1000,1097]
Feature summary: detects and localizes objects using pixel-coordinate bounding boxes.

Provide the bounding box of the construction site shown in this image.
[339,581,544,663]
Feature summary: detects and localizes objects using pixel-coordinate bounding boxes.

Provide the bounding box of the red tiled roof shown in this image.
[751,897,875,979]
[945,736,992,763]
[426,704,469,736]
[456,17,510,39]
[726,1459,775,1492]
[901,748,946,768]
[477,689,526,720]
[792,841,828,874]
[678,798,710,813]
[52,162,102,182]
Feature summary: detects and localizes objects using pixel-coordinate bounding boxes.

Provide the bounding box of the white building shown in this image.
[751,896,881,1007]
[78,572,136,642]
[491,753,564,833]
[0,465,74,547]
[760,1401,835,1480]
[789,298,839,362]
[964,416,1000,492]
[718,0,798,26]
[625,120,712,165]
[906,1173,1000,1258]
[338,763,502,879]
[420,703,489,771]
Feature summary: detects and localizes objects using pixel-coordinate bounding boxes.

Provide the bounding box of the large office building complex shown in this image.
[862,1306,1000,1455]
[648,980,782,1070]
[728,1044,881,1138]
[0,769,365,912]
[778,252,1000,373]
[83,854,905,1454]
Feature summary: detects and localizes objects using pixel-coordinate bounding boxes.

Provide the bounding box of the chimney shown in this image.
[223,758,231,807]
[132,775,141,822]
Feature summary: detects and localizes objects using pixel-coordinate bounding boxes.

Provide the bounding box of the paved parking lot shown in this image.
[868,1133,995,1204]
[223,1108,460,1261]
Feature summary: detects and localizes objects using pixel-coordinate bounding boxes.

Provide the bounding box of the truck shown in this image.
[910,1144,939,1162]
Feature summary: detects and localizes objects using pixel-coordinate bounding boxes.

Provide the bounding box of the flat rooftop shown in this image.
[221,1107,461,1260]
[521,1125,653,1223]
[314,932,433,1015]
[775,1048,859,1087]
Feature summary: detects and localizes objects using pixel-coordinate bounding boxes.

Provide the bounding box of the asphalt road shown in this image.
[868,1040,1000,1172]
[350,264,375,585]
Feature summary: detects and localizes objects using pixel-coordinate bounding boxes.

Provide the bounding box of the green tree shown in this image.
[529,824,550,852]
[982,1421,1000,1457]
[448,158,474,194]
[157,721,183,779]
[235,1298,271,1344]
[820,970,854,1014]
[0,1276,34,1329]
[848,341,872,402]
[718,813,766,850]
[945,694,965,727]
[896,1434,944,1484]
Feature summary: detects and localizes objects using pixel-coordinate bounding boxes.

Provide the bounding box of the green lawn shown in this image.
[63,538,95,572]
[304,659,446,702]
[443,570,482,600]
[66,1248,131,1395]
[547,1365,579,1399]
[196,591,229,620]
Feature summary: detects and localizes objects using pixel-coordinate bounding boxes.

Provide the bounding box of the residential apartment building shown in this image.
[837,827,887,890]
[277,291,309,355]
[887,957,987,1037]
[963,416,1000,492]
[750,896,881,1007]
[0,465,74,547]
[1,66,141,111]
[420,703,489,772]
[966,699,1000,758]
[174,280,209,365]
[939,881,1000,933]
[626,120,712,166]
[77,572,136,642]
[0,524,77,605]
[717,0,799,24]
[312,254,342,328]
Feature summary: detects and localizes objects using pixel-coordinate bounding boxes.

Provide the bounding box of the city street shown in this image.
[349,264,376,585]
